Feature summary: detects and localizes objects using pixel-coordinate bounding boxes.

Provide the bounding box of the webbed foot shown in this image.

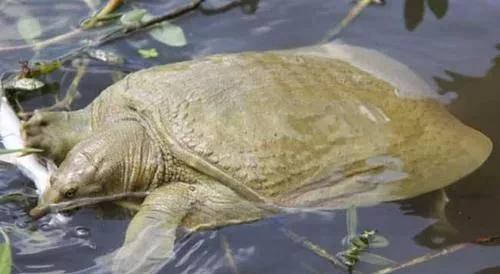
[112,181,271,274]
[22,109,91,164]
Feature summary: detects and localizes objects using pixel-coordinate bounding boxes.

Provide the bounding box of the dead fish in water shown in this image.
[0,91,69,225]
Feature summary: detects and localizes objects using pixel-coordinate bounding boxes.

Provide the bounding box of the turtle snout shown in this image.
[29,152,99,219]
[29,186,62,219]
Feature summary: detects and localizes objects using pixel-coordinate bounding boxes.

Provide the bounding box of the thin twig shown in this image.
[199,0,243,15]
[29,191,150,219]
[0,0,124,52]
[221,236,241,274]
[372,243,468,274]
[95,0,204,45]
[0,147,43,156]
[279,227,361,273]
[39,59,87,112]
[82,0,124,29]
[0,0,203,54]
[321,0,379,42]
[0,28,84,53]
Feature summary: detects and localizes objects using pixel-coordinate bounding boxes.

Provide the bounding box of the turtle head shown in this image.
[29,121,153,219]
[30,145,105,219]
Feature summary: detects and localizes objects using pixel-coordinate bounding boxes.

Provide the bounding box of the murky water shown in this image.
[1,1,499,273]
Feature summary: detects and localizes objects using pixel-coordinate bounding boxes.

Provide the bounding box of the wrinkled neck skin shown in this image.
[106,121,166,193]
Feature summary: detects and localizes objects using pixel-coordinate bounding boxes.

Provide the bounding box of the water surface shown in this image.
[1,1,499,273]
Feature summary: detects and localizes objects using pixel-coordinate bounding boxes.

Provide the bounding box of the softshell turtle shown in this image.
[22,42,491,273]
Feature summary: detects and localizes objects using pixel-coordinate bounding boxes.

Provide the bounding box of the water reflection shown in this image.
[400,45,500,250]
[404,0,449,31]
[1,0,499,273]
[200,0,260,14]
[477,266,500,274]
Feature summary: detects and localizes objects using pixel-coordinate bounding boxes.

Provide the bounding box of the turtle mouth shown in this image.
[29,187,63,219]
[29,205,50,219]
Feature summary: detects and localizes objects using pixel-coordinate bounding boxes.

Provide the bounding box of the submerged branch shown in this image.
[373,243,468,274]
[29,191,150,218]
[94,0,204,46]
[221,236,241,274]
[0,28,84,53]
[280,227,357,273]
[26,59,88,114]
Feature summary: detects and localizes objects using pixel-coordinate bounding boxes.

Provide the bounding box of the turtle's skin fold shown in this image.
[23,42,491,273]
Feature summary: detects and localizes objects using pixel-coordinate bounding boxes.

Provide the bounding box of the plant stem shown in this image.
[0,0,202,54]
[0,28,84,53]
[96,0,204,44]
[0,148,43,156]
[29,191,150,219]
[321,0,376,42]
[280,227,362,273]
[221,236,241,274]
[372,243,468,274]
[82,0,124,29]
[41,59,87,112]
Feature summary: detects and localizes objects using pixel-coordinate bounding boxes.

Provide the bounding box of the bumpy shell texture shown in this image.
[90,46,491,209]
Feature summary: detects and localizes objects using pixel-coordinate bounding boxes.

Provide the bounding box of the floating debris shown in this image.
[138,48,159,59]
[3,78,45,92]
[87,49,124,64]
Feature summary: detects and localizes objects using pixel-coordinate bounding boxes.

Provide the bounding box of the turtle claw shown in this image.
[22,110,85,164]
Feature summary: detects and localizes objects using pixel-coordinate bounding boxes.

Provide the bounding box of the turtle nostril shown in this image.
[49,176,56,186]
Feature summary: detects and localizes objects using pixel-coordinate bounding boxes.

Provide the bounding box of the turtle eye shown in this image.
[64,187,77,199]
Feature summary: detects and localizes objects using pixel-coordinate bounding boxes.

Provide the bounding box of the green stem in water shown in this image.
[280,227,359,273]
[81,0,124,29]
[221,236,241,274]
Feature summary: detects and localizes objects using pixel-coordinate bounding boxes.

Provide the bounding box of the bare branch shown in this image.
[373,243,468,274]
[30,191,150,218]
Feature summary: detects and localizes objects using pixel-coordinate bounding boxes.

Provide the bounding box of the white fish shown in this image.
[0,95,51,194]
[0,91,69,225]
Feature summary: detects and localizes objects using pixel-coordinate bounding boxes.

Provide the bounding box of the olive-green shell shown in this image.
[90,48,491,209]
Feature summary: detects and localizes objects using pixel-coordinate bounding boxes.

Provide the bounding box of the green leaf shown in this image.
[427,0,448,19]
[0,228,12,274]
[404,0,425,31]
[140,13,155,24]
[149,22,187,47]
[138,48,159,59]
[359,252,396,266]
[120,9,147,27]
[17,16,42,43]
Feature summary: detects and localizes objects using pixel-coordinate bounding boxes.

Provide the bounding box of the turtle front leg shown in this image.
[21,109,92,164]
[113,180,272,274]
